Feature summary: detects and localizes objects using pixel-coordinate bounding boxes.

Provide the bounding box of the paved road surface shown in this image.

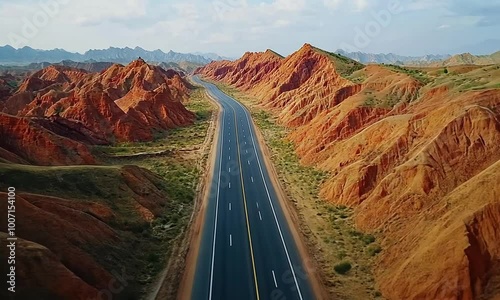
[191,76,316,300]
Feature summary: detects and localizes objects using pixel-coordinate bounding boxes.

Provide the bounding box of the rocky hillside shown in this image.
[1,59,195,144]
[197,44,500,300]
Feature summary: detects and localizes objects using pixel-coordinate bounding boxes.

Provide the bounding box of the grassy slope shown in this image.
[212,82,383,299]
[312,47,365,77]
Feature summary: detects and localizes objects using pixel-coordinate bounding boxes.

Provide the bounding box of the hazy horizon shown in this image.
[1,0,499,58]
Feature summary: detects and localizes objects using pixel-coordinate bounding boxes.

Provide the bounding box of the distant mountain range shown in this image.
[335,49,451,65]
[428,51,500,67]
[0,45,229,65]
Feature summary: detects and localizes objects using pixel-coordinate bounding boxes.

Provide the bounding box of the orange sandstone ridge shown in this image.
[197,43,500,300]
[2,59,195,145]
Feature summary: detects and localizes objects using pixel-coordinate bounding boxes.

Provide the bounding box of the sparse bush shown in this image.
[361,234,376,245]
[367,244,382,256]
[334,261,352,274]
[444,68,449,74]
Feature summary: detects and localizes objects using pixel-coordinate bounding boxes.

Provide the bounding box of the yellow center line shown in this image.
[232,104,260,300]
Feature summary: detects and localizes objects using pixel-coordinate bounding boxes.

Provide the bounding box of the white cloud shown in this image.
[323,0,342,10]
[323,0,369,12]
[438,24,451,29]
[270,0,306,12]
[69,0,147,26]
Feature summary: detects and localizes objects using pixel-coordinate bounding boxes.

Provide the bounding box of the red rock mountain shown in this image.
[0,74,17,102]
[2,59,195,144]
[0,113,95,165]
[197,44,500,300]
[0,60,199,298]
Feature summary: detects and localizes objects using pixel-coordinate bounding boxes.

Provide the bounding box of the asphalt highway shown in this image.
[191,76,316,300]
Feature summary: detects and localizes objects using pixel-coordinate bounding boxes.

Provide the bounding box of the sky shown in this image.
[0,0,499,57]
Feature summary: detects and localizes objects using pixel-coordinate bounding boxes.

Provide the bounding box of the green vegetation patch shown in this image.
[312,47,365,77]
[382,64,431,85]
[334,261,353,275]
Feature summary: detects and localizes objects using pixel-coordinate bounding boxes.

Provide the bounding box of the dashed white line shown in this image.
[229,203,232,211]
[230,234,233,247]
[248,160,250,165]
[229,182,231,189]
[229,167,231,172]
[251,176,254,183]
[229,156,231,160]
[258,211,263,221]
[236,98,305,300]
[256,202,259,208]
[272,270,278,288]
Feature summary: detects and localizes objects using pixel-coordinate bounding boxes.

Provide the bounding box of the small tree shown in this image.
[444,68,449,74]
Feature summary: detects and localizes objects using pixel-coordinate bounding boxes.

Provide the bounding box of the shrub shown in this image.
[367,244,382,256]
[334,261,352,274]
[361,234,376,245]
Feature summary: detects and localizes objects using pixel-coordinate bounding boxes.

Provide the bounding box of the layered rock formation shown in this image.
[197,44,500,299]
[2,59,195,144]
[0,113,95,165]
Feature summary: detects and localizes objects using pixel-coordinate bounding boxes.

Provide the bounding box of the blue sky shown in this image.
[0,0,499,57]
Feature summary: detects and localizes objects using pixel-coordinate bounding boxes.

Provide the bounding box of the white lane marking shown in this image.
[209,107,225,300]
[230,234,233,247]
[248,160,250,165]
[229,156,231,160]
[229,167,231,172]
[251,176,254,183]
[237,100,304,300]
[229,182,231,189]
[256,202,259,208]
[272,270,278,288]
[246,150,248,154]
[259,211,263,221]
[229,203,232,211]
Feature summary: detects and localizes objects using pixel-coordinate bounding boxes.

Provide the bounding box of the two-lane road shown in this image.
[191,76,316,300]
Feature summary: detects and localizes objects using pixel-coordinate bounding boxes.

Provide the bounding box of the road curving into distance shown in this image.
[190,76,316,300]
